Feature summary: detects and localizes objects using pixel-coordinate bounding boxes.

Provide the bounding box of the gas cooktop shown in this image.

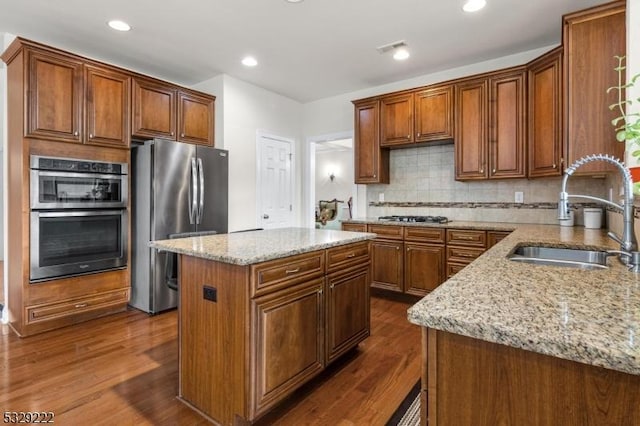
[377,215,450,224]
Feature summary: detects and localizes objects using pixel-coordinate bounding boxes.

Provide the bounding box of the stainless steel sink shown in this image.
[507,245,609,270]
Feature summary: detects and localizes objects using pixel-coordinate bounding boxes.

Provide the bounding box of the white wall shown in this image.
[315,150,353,205]
[192,74,303,232]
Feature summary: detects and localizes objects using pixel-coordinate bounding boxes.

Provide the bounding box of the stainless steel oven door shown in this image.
[30,210,128,282]
[30,170,128,209]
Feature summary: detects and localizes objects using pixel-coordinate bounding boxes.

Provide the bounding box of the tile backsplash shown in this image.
[366,144,609,225]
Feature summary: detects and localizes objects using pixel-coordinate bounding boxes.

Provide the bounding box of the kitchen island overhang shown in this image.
[151,227,375,425]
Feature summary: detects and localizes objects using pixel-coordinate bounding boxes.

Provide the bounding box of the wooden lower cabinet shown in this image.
[178,242,371,425]
[370,239,404,292]
[326,265,370,363]
[404,243,445,296]
[252,278,325,415]
[423,328,640,426]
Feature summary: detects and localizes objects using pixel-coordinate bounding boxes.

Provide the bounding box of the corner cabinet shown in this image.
[178,241,371,425]
[527,47,563,177]
[353,99,389,183]
[455,68,526,181]
[563,1,625,174]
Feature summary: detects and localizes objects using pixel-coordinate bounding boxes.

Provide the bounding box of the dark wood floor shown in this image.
[0,295,421,425]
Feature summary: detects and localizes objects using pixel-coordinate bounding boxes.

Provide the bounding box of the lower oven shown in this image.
[30,210,128,282]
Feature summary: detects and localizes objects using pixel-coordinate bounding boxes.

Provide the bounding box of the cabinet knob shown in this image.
[330,283,335,289]
[89,134,93,139]
[181,133,185,137]
[318,288,323,295]
[480,168,484,173]
[407,135,411,139]
[552,163,557,169]
[492,168,496,174]
[373,174,377,178]
[396,247,400,251]
[417,132,421,138]
[170,131,175,136]
[74,131,79,136]
[75,303,88,308]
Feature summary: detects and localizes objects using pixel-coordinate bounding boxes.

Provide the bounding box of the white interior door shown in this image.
[258,134,294,229]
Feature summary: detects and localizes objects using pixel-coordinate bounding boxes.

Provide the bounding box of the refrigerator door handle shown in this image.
[189,158,198,224]
[197,157,204,224]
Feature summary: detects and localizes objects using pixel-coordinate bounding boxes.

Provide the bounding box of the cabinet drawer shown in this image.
[404,227,445,243]
[252,251,325,296]
[368,224,403,240]
[446,246,485,264]
[446,229,487,247]
[327,241,370,274]
[342,223,367,232]
[26,289,129,324]
[447,262,468,278]
[487,231,511,248]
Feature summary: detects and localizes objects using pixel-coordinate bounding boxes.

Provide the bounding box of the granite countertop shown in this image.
[149,227,376,265]
[342,217,518,231]
[406,224,640,376]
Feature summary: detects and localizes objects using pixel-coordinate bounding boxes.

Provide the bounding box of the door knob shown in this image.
[263,214,269,219]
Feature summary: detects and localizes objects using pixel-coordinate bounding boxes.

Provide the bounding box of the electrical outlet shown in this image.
[203,286,217,302]
[379,193,385,202]
[514,192,524,203]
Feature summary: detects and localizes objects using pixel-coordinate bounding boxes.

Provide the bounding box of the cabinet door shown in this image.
[27,50,83,143]
[455,79,488,180]
[380,93,414,146]
[563,2,625,174]
[85,66,131,148]
[132,78,177,140]
[528,47,563,178]
[178,91,214,146]
[354,100,389,183]
[326,266,370,364]
[415,86,454,142]
[404,243,445,297]
[252,278,324,414]
[487,231,511,248]
[370,239,403,292]
[489,69,526,179]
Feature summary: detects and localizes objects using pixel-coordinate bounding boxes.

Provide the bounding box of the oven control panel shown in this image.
[32,156,126,175]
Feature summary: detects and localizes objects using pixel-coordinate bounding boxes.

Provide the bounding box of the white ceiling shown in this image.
[0,0,609,103]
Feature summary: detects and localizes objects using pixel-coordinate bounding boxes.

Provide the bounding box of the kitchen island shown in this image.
[407,224,640,425]
[150,227,375,425]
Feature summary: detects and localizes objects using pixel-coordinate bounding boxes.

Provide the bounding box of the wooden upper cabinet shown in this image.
[27,50,83,143]
[528,47,563,178]
[85,66,131,148]
[132,78,177,140]
[380,93,414,146]
[455,78,488,180]
[489,69,526,179]
[178,91,214,146]
[353,99,389,184]
[563,1,625,174]
[415,85,454,142]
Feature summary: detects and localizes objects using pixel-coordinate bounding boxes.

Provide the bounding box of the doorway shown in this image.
[306,133,360,230]
[256,132,295,229]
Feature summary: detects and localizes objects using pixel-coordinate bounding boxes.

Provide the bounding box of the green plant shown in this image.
[607,56,640,157]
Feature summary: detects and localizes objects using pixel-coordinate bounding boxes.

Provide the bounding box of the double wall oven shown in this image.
[30,155,128,282]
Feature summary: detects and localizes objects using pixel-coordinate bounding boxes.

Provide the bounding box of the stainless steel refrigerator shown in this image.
[130,139,228,313]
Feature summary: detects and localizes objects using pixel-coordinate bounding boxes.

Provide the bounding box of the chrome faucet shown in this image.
[558,154,638,269]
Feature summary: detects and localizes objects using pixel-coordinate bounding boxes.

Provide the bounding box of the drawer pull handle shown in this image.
[75,303,88,308]
[285,268,300,274]
[460,253,476,258]
[457,236,475,240]
[346,253,356,258]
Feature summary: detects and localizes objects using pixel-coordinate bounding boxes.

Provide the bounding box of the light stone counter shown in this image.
[149,227,376,265]
[406,223,640,376]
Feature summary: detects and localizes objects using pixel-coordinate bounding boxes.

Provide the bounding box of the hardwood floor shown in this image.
[0,295,421,425]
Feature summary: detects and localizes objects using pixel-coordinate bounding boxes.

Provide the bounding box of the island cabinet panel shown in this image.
[380,93,414,146]
[85,65,131,148]
[425,328,640,426]
[251,251,325,296]
[326,265,370,363]
[415,85,454,142]
[26,49,83,143]
[527,47,563,178]
[132,78,177,140]
[251,278,325,417]
[563,1,626,175]
[404,243,445,297]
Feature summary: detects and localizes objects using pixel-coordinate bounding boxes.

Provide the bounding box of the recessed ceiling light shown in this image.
[242,56,258,67]
[463,0,486,12]
[393,47,410,61]
[285,0,304,3]
[107,20,131,31]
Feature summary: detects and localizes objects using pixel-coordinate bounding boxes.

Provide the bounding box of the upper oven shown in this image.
[30,155,128,210]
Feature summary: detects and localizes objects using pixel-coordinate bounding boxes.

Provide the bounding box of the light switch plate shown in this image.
[379,193,385,202]
[515,192,524,203]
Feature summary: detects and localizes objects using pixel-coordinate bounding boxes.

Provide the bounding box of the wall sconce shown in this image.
[329,171,336,181]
